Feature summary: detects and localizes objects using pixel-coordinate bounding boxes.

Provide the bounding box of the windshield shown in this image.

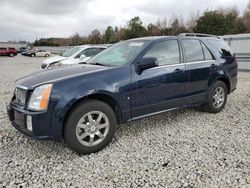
[62,47,82,57]
[87,40,150,67]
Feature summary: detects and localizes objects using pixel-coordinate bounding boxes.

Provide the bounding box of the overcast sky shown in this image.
[0,0,249,42]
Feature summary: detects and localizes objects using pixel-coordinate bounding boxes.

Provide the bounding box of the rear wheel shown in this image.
[31,54,35,57]
[202,81,227,113]
[64,100,117,154]
[45,54,49,57]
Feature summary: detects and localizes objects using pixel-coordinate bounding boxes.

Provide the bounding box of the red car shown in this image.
[0,47,17,57]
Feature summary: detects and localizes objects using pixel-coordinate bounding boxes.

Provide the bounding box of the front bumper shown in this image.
[6,103,61,141]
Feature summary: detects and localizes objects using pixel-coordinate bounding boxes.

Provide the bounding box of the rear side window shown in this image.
[207,39,233,57]
[143,40,180,66]
[0,48,7,50]
[182,39,204,62]
[201,42,214,60]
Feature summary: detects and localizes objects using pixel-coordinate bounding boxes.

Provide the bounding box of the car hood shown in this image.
[15,64,109,89]
[42,55,67,65]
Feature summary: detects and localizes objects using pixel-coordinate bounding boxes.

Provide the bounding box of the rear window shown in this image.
[207,39,233,57]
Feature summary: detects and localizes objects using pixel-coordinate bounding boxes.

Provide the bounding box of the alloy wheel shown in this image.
[75,110,110,147]
[212,86,225,108]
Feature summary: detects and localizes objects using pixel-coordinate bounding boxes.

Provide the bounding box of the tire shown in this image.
[45,54,49,57]
[64,100,117,154]
[9,53,14,57]
[31,54,35,57]
[202,81,227,113]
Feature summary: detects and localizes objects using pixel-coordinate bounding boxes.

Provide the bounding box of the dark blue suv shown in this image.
[7,33,238,154]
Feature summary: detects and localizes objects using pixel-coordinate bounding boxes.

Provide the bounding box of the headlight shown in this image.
[28,84,53,111]
[49,61,62,68]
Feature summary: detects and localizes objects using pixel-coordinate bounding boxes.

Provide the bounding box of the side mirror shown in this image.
[136,57,158,74]
[80,54,86,59]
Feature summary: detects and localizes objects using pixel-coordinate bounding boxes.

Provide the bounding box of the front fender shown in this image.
[49,78,126,140]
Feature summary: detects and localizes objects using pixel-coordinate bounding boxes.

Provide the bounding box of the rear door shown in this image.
[181,38,215,105]
[131,39,189,118]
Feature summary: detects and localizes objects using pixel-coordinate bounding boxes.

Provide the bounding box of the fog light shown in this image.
[26,115,33,131]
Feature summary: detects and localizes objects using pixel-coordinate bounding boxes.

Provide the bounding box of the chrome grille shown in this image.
[15,87,26,105]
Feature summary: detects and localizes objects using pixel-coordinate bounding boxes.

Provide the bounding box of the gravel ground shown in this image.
[0,55,250,187]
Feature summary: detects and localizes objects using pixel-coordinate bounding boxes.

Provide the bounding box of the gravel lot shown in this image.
[0,55,250,187]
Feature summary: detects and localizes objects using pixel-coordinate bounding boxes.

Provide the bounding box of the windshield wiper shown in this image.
[88,62,107,66]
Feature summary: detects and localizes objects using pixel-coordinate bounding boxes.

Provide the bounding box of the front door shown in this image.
[131,39,188,118]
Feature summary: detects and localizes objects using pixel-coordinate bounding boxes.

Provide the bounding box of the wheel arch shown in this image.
[62,93,123,135]
[217,77,231,94]
[209,75,231,94]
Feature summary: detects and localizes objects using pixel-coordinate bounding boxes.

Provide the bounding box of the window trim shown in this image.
[144,59,216,72]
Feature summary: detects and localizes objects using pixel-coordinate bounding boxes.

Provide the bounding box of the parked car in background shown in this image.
[21,49,35,57]
[41,45,107,69]
[21,49,50,57]
[33,50,51,57]
[17,47,27,53]
[0,47,17,57]
[6,33,238,154]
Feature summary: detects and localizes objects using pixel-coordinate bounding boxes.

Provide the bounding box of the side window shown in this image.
[89,48,104,56]
[76,49,93,58]
[79,48,98,58]
[143,40,180,66]
[201,42,214,60]
[84,48,97,57]
[0,48,7,50]
[96,48,105,54]
[182,39,204,62]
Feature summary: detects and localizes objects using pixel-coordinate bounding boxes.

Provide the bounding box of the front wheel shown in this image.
[64,100,117,154]
[9,53,14,57]
[202,81,227,113]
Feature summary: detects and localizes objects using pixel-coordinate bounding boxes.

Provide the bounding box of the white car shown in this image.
[35,50,51,57]
[41,45,107,69]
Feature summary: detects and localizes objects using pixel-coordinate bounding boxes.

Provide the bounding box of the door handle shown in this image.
[174,68,184,74]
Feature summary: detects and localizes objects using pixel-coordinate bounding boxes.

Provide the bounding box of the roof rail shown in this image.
[179,33,220,39]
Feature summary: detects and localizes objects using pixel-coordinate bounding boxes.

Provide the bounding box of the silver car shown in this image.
[41,45,107,69]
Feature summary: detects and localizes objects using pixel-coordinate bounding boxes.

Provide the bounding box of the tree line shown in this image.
[34,3,250,46]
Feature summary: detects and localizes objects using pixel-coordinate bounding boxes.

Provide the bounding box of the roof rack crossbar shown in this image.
[179,33,220,39]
